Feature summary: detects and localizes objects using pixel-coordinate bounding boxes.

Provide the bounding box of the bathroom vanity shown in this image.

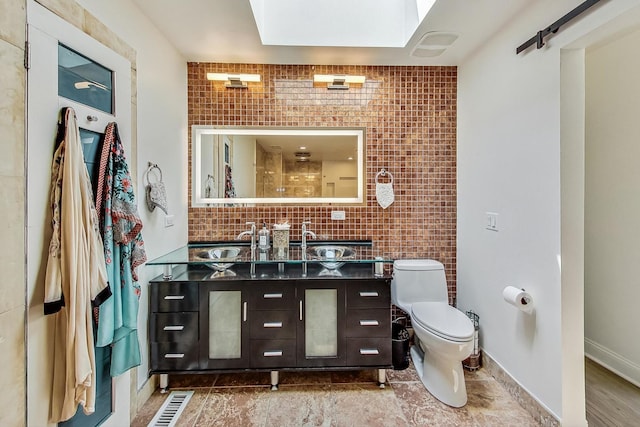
[147,241,393,390]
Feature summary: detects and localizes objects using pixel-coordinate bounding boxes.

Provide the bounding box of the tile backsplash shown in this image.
[188,63,457,298]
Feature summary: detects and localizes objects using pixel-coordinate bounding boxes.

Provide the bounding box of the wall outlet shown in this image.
[485,212,499,232]
[331,210,346,220]
[164,214,175,228]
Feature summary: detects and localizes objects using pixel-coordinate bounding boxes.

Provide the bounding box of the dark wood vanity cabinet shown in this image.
[149,282,200,371]
[149,272,391,376]
[247,282,297,369]
[345,280,392,367]
[295,280,347,368]
[198,282,252,370]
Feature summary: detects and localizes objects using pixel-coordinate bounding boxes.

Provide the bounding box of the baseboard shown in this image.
[584,338,640,388]
[136,374,159,414]
[482,351,560,427]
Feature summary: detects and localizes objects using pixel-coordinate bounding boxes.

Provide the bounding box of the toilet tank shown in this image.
[391,259,449,310]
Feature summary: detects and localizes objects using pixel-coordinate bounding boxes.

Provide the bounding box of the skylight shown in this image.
[249,0,436,48]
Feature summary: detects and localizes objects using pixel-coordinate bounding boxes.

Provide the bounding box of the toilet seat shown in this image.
[411,302,474,342]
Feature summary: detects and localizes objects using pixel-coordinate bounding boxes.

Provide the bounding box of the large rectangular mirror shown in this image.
[192,126,365,206]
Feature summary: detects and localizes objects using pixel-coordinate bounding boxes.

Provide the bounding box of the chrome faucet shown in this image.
[301,220,317,252]
[237,221,257,251]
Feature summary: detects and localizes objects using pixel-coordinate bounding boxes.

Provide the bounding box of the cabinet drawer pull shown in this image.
[359,348,380,355]
[163,325,185,331]
[164,353,185,359]
[359,292,379,297]
[299,300,303,321]
[243,302,247,322]
[263,351,283,357]
[164,295,185,300]
[263,293,283,299]
[263,322,283,328]
[359,320,379,326]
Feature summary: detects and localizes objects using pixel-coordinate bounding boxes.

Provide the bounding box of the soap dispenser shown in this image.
[258,222,270,251]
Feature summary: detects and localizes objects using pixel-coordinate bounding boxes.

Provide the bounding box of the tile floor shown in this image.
[132,363,540,427]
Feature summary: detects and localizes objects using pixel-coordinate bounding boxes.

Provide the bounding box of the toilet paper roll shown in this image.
[503,286,534,313]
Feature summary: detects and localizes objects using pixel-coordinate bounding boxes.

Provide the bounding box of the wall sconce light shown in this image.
[313,74,366,90]
[207,72,261,88]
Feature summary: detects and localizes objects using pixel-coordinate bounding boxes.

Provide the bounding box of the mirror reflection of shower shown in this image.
[256,143,283,197]
[192,127,364,205]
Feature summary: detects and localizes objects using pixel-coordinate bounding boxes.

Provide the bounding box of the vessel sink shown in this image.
[195,246,242,273]
[306,245,356,270]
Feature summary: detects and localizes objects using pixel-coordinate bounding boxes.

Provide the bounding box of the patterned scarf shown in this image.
[96,122,147,282]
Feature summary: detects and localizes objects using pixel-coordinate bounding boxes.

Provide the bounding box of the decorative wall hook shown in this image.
[375,168,393,183]
[144,162,168,214]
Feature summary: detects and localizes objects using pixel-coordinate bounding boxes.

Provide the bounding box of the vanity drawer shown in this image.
[249,285,296,310]
[150,282,198,312]
[150,342,199,371]
[346,337,392,367]
[346,282,390,309]
[345,309,391,338]
[151,312,199,343]
[249,310,297,339]
[250,339,296,368]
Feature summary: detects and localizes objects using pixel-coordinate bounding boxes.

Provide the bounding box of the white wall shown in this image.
[322,160,358,197]
[456,0,640,424]
[585,28,640,386]
[200,134,217,196]
[76,0,188,392]
[231,135,257,197]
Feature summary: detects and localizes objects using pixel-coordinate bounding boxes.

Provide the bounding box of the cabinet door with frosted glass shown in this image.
[296,281,346,367]
[199,283,251,369]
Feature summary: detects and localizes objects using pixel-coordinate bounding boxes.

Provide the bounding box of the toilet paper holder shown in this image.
[518,288,531,305]
[503,285,534,313]
[463,310,481,371]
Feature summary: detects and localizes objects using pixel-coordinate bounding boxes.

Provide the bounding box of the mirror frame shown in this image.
[192,126,365,206]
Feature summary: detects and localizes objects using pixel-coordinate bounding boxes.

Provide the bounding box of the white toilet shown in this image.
[391,259,475,407]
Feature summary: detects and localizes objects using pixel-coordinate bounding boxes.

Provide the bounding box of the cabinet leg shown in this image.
[270,371,279,391]
[377,369,386,388]
[160,374,169,393]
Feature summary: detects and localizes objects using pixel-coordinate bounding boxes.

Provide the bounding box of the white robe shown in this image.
[44,108,111,422]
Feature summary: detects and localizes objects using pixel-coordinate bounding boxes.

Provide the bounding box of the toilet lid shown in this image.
[393,259,444,271]
[411,302,474,342]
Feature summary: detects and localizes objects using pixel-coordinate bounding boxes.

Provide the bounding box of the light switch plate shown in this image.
[164,214,175,228]
[331,210,346,220]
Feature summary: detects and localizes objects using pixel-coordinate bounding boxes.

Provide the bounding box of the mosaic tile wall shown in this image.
[188,63,457,300]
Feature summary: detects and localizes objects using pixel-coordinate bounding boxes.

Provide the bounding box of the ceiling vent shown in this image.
[410,32,458,58]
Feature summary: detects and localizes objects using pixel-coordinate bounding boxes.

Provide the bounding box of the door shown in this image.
[296,281,346,367]
[199,283,251,369]
[26,1,132,426]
